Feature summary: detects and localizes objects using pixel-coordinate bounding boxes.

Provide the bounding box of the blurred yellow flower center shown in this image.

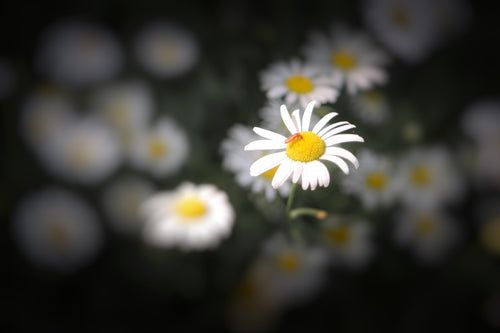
[285,75,314,94]
[365,172,387,190]
[331,50,357,70]
[416,216,437,236]
[392,7,410,28]
[326,226,351,245]
[363,90,382,104]
[176,195,207,218]
[479,217,500,255]
[410,165,431,186]
[286,131,325,162]
[68,138,92,168]
[47,223,70,247]
[109,101,130,126]
[156,39,179,63]
[276,251,301,272]
[149,137,169,158]
[260,165,279,180]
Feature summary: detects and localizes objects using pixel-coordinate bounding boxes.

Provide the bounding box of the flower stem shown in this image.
[286,182,298,215]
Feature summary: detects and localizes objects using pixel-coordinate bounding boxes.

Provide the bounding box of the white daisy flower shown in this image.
[134,20,199,79]
[340,149,398,210]
[260,58,341,109]
[101,176,156,236]
[35,19,123,86]
[394,208,461,264]
[221,124,291,201]
[349,89,390,125]
[0,57,17,100]
[129,117,189,177]
[38,116,121,184]
[394,146,465,209]
[320,216,375,269]
[140,182,235,251]
[11,187,103,270]
[18,86,77,151]
[245,100,364,191]
[302,24,389,94]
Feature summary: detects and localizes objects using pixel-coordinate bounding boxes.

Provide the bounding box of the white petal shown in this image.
[325,147,359,168]
[324,134,364,146]
[267,85,288,99]
[280,104,297,134]
[317,121,350,137]
[321,124,356,140]
[271,158,294,189]
[301,166,310,190]
[313,161,330,187]
[249,152,287,176]
[244,140,286,150]
[253,127,287,142]
[311,112,338,134]
[306,163,318,190]
[321,155,350,174]
[292,162,303,183]
[301,100,316,132]
[291,109,302,132]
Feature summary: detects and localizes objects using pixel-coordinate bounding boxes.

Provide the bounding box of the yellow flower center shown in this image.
[363,90,382,104]
[286,131,325,162]
[331,50,357,70]
[67,138,92,168]
[156,39,179,63]
[326,226,351,246]
[175,195,207,219]
[365,172,387,190]
[480,217,500,255]
[109,101,130,126]
[392,7,410,29]
[416,216,437,236]
[149,137,169,159]
[285,74,314,94]
[260,165,279,180]
[410,165,432,186]
[276,251,301,273]
[47,222,70,248]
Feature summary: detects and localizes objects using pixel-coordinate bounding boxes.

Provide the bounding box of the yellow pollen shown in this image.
[276,251,301,273]
[326,226,351,246]
[331,50,357,70]
[260,165,279,180]
[416,216,437,236]
[285,74,314,94]
[175,195,207,219]
[410,165,431,186]
[149,137,169,158]
[365,172,387,190]
[286,131,325,162]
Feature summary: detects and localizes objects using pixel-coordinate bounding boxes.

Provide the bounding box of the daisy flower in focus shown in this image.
[134,20,199,79]
[245,100,364,191]
[349,89,390,125]
[12,187,103,270]
[320,216,375,269]
[101,176,156,236]
[220,124,291,201]
[35,19,123,86]
[394,208,461,264]
[340,149,398,210]
[129,117,189,177]
[140,182,235,251]
[302,25,389,94]
[260,58,341,109]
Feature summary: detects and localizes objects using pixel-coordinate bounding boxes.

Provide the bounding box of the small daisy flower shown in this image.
[129,117,189,177]
[394,208,461,264]
[134,20,199,79]
[245,100,364,191]
[340,149,398,210]
[221,124,291,201]
[39,117,121,184]
[35,19,123,86]
[349,89,390,125]
[260,58,341,109]
[320,216,375,269]
[394,146,464,209]
[302,24,389,94]
[0,57,17,100]
[140,182,235,251]
[101,176,156,236]
[11,187,103,270]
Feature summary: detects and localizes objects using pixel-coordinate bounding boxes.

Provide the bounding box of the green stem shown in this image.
[289,208,328,220]
[286,182,298,215]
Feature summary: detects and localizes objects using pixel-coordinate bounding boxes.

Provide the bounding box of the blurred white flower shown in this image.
[140,182,235,251]
[221,124,291,201]
[394,146,464,209]
[320,217,375,269]
[245,101,363,191]
[38,116,121,184]
[35,19,123,86]
[340,149,398,210]
[12,187,103,270]
[0,57,17,100]
[101,176,156,236]
[129,116,189,177]
[394,208,461,264]
[134,20,199,78]
[302,24,389,94]
[260,58,341,109]
[349,89,390,125]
